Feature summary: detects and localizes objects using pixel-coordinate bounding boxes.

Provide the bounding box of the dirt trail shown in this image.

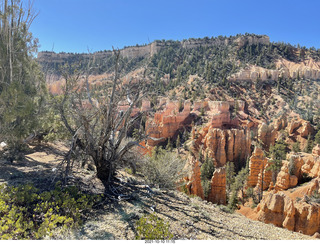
[0,143,67,189]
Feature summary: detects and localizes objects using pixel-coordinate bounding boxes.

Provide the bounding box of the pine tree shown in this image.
[228,166,249,209]
[0,0,46,153]
[315,130,320,145]
[166,138,173,151]
[176,135,181,150]
[292,141,301,153]
[200,152,215,198]
[304,134,314,153]
[226,161,235,193]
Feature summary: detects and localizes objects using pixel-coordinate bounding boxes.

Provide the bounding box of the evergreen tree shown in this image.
[315,130,320,145]
[304,134,314,153]
[268,139,288,182]
[176,135,181,150]
[226,161,235,194]
[292,141,301,153]
[228,166,249,210]
[0,0,46,153]
[166,137,173,151]
[200,152,215,198]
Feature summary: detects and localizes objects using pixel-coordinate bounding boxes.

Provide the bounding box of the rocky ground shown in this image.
[70,185,314,240]
[0,143,315,240]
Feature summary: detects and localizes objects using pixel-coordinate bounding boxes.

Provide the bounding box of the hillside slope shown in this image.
[72,185,314,240]
[35,33,320,238]
[0,143,314,240]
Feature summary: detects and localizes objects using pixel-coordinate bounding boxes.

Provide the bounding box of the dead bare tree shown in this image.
[58,49,148,192]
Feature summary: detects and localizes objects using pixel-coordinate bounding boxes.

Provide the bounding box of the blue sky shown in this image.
[30,0,320,53]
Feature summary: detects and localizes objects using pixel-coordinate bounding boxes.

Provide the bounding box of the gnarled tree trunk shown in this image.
[58,49,148,191]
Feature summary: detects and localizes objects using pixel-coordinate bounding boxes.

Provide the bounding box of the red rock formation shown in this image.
[248,147,269,188]
[257,122,278,150]
[254,163,274,192]
[207,167,226,205]
[200,126,251,167]
[256,190,320,235]
[146,100,193,146]
[274,160,299,191]
[306,178,320,196]
[254,151,320,235]
[183,100,253,204]
[256,192,287,227]
[313,144,320,156]
[258,116,314,151]
[287,152,320,179]
[185,157,204,199]
[206,101,239,128]
[271,152,320,192]
[185,158,226,205]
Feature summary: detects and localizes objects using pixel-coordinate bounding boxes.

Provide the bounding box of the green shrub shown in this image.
[135,214,173,240]
[141,147,186,189]
[124,167,133,175]
[218,205,233,214]
[0,182,101,240]
[292,141,300,153]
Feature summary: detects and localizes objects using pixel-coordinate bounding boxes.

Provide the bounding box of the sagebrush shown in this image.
[141,147,186,189]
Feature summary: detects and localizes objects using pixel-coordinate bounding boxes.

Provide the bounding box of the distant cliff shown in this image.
[37,34,270,69]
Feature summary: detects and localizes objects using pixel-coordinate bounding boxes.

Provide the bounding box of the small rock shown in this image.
[313,232,320,239]
[0,142,7,148]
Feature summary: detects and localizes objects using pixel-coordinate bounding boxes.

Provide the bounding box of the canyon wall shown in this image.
[146,100,194,146]
[253,149,320,236]
[183,100,253,204]
[256,185,320,236]
[229,58,320,82]
[258,116,314,151]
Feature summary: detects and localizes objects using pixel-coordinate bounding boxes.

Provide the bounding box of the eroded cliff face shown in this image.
[145,99,194,147]
[246,145,320,192]
[184,157,226,205]
[247,147,273,191]
[258,115,314,151]
[229,58,320,82]
[190,100,251,166]
[313,144,320,156]
[183,100,252,204]
[207,167,227,205]
[184,157,205,199]
[199,127,251,167]
[252,150,320,236]
[256,184,320,236]
[274,150,320,190]
[149,98,315,206]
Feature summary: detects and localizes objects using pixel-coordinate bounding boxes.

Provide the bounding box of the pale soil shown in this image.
[70,184,314,240]
[0,143,315,240]
[0,142,67,189]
